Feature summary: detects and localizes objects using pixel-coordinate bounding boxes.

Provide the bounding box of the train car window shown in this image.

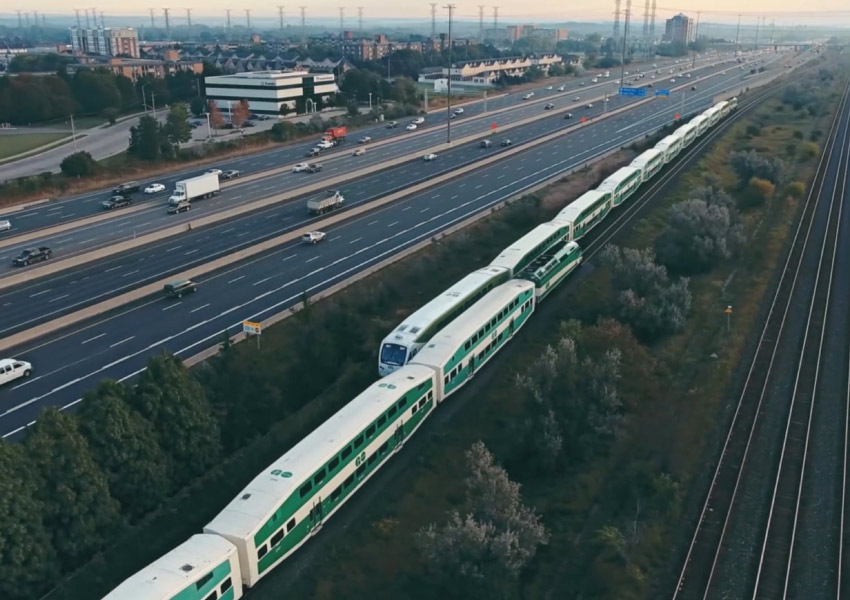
[204,592,218,600]
[313,469,326,485]
[367,453,377,465]
[257,545,268,559]
[366,424,376,438]
[344,473,355,488]
[271,530,284,547]
[221,578,232,592]
[328,457,340,471]
[388,405,397,417]
[355,435,364,448]
[196,573,213,590]
[342,445,353,459]
[287,518,296,532]
[299,481,312,497]
[331,486,342,501]
[377,415,387,428]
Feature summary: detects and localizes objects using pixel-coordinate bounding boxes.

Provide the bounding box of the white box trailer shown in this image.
[307,190,345,215]
[169,173,220,205]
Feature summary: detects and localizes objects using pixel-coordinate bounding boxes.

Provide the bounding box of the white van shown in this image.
[0,358,33,386]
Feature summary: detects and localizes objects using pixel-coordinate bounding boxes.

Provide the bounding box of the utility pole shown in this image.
[33,11,39,28]
[619,0,631,87]
[649,0,656,42]
[445,3,455,144]
[24,13,29,27]
[357,6,363,31]
[691,11,700,69]
[70,114,77,151]
[149,8,155,27]
[277,5,285,31]
[429,3,437,39]
[185,8,192,27]
[162,8,170,35]
[16,10,22,28]
[478,5,484,42]
[754,16,760,52]
[735,14,741,56]
[225,9,231,34]
[492,6,498,29]
[245,9,251,29]
[300,6,306,44]
[338,7,344,36]
[74,8,81,27]
[613,0,621,42]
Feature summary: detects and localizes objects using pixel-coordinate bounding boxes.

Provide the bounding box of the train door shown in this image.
[393,421,405,451]
[309,497,325,533]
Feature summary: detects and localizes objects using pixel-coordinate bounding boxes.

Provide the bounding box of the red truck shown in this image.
[322,126,347,144]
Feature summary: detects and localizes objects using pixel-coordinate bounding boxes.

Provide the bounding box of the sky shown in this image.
[7,0,850,26]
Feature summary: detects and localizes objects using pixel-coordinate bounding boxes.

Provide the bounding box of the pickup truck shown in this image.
[305,163,323,173]
[101,195,133,210]
[307,190,344,215]
[112,181,140,195]
[12,246,52,267]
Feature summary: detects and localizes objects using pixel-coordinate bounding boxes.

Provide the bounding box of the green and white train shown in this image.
[100,97,739,600]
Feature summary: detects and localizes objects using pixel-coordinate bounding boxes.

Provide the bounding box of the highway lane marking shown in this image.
[497,175,506,180]
[104,265,123,272]
[420,207,430,213]
[450,195,459,200]
[190,304,210,313]
[184,249,200,255]
[233,195,243,200]
[227,275,246,284]
[165,245,182,252]
[29,289,52,297]
[306,256,319,263]
[282,254,297,261]
[387,221,399,228]
[368,220,379,225]
[162,302,182,311]
[116,221,133,227]
[16,212,39,218]
[402,206,411,211]
[81,332,107,344]
[475,184,484,189]
[330,236,341,241]
[221,228,235,233]
[236,231,251,237]
[48,294,70,303]
[122,269,140,277]
[253,277,273,286]
[110,336,135,348]
[79,238,97,244]
[1,302,10,308]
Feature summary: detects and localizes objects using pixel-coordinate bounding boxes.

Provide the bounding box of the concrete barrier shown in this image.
[0,94,657,353]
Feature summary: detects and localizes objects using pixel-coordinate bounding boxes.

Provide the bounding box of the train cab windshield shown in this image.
[380,343,408,368]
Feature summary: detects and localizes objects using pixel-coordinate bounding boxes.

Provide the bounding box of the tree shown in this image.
[279,103,291,118]
[77,381,172,520]
[71,69,121,113]
[24,409,119,570]
[0,441,57,600]
[128,354,221,485]
[602,245,692,342]
[163,102,192,146]
[416,442,548,599]
[743,177,776,208]
[189,96,207,117]
[270,121,297,142]
[60,151,98,177]
[730,149,784,185]
[655,199,745,275]
[128,116,158,160]
[103,106,119,125]
[231,98,250,129]
[208,99,225,130]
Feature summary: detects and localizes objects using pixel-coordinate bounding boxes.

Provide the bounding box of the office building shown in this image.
[204,70,339,116]
[69,26,140,58]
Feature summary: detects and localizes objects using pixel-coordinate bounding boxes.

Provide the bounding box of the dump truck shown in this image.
[307,190,345,215]
[321,126,347,144]
[168,172,220,206]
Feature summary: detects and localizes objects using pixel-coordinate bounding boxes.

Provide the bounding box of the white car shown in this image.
[406,123,418,131]
[423,153,437,161]
[206,168,223,176]
[301,231,326,244]
[317,140,333,149]
[591,78,598,83]
[573,96,580,101]
[685,73,691,78]
[144,183,166,194]
[557,85,566,91]
[670,78,676,83]
[585,103,594,109]
[413,117,425,125]
[0,358,33,386]
[453,107,464,115]
[293,163,309,172]
[546,86,553,90]
[353,148,366,156]
[0,219,11,232]
[523,92,534,100]
[358,136,372,144]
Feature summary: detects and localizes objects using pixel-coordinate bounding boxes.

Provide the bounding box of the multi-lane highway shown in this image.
[0,54,736,242]
[0,57,781,338]
[0,51,795,439]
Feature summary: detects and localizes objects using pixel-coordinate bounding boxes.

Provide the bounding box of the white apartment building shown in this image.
[69,26,139,58]
[203,70,339,116]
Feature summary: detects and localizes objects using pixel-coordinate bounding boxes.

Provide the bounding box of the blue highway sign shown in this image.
[655,89,671,96]
[619,87,647,97]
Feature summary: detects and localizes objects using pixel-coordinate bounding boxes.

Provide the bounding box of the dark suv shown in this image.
[101,195,132,210]
[112,181,140,195]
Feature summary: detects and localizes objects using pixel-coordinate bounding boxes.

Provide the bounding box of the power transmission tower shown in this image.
[478,5,484,41]
[649,0,656,41]
[90,7,97,26]
[33,11,38,27]
[445,3,456,144]
[613,0,621,41]
[225,9,231,33]
[84,8,90,26]
[300,6,306,44]
[338,7,344,35]
[162,8,170,34]
[753,16,761,51]
[277,5,285,31]
[100,11,104,26]
[619,0,631,86]
[74,8,81,26]
[734,14,741,54]
[245,8,251,29]
[430,3,437,39]
[16,10,22,28]
[492,6,498,29]
[357,6,363,31]
[642,0,649,40]
[42,14,47,26]
[185,8,191,27]
[149,8,155,27]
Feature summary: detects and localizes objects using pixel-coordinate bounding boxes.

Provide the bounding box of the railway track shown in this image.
[672,75,850,600]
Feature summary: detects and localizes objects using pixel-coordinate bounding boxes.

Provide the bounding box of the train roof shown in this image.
[655,133,681,149]
[489,221,569,273]
[204,365,435,540]
[102,534,236,600]
[630,147,664,168]
[411,280,536,367]
[597,166,643,189]
[381,267,509,347]
[553,189,611,224]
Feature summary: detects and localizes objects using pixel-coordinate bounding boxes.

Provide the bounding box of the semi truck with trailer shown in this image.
[168,173,221,206]
[307,190,345,215]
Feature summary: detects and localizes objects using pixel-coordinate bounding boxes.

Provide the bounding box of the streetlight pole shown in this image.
[141,84,148,112]
[445,3,455,145]
[70,114,77,151]
[204,112,211,138]
[368,92,372,111]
